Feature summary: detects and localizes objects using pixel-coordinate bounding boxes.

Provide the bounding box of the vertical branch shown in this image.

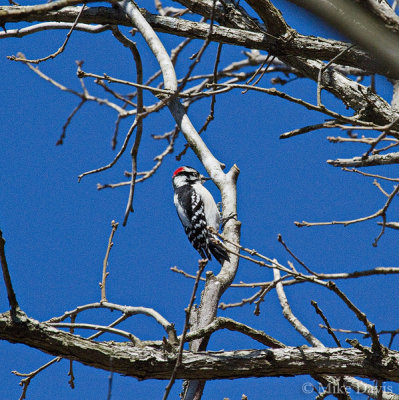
[100,221,119,303]
[117,3,241,399]
[391,80,399,112]
[197,42,222,135]
[111,27,144,227]
[0,230,19,314]
[162,259,207,400]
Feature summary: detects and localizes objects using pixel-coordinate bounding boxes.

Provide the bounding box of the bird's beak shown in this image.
[200,174,211,183]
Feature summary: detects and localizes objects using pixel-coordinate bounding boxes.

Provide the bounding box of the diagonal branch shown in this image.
[286,0,399,76]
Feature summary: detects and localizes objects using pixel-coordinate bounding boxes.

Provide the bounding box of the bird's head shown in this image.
[172,166,210,188]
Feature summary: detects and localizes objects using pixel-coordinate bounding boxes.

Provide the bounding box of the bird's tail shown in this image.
[208,235,230,264]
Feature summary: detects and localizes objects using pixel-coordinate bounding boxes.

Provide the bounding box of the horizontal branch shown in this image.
[0,22,110,38]
[0,5,394,78]
[328,152,399,167]
[2,311,399,382]
[379,222,399,230]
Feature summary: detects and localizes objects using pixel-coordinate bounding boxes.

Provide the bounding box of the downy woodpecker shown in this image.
[172,166,229,264]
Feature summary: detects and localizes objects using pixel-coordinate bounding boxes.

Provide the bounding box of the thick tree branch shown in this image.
[2,311,399,382]
[245,0,291,36]
[286,0,399,76]
[173,0,262,31]
[362,0,399,33]
[0,6,393,78]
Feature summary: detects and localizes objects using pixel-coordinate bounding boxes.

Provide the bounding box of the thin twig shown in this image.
[317,44,355,107]
[98,127,179,190]
[68,315,76,389]
[277,234,319,276]
[176,42,223,160]
[162,259,207,400]
[244,53,271,86]
[206,83,364,124]
[48,322,140,343]
[101,221,119,303]
[95,79,137,108]
[219,287,264,310]
[381,221,399,230]
[110,27,144,226]
[56,98,86,146]
[0,22,109,39]
[78,120,138,182]
[176,2,217,95]
[77,69,188,98]
[319,325,368,336]
[311,300,341,346]
[19,56,129,115]
[280,121,337,139]
[12,358,62,400]
[7,4,86,64]
[342,167,399,182]
[363,115,399,157]
[0,230,19,313]
[48,301,177,343]
[378,182,396,196]
[198,42,223,135]
[326,281,381,351]
[295,184,399,247]
[328,135,397,143]
[242,54,276,94]
[253,275,290,316]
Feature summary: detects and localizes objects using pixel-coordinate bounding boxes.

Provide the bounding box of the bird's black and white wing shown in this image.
[174,185,211,260]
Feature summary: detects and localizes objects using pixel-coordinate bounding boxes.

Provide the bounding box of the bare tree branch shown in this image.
[0,230,19,314]
[328,152,399,167]
[100,221,118,303]
[286,0,399,75]
[0,5,394,77]
[2,311,399,383]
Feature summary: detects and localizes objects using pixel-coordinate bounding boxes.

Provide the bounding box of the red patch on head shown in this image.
[173,167,185,177]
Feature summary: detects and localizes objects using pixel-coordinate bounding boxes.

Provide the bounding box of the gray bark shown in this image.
[2,311,399,382]
[0,5,394,78]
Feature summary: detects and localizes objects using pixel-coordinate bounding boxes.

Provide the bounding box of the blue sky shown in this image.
[1,1,398,399]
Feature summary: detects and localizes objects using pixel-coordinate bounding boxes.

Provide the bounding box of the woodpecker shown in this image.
[172,166,229,264]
